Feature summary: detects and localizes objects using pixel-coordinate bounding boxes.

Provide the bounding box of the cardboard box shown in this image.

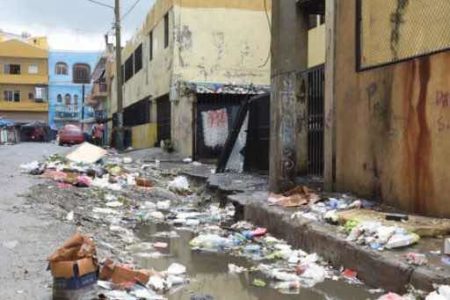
[50,258,97,279]
[48,233,98,290]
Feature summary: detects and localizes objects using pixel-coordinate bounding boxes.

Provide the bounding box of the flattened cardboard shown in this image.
[111,265,151,285]
[66,142,107,164]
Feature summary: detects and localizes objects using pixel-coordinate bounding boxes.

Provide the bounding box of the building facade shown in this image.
[270,0,450,217]
[0,36,49,124]
[48,51,101,130]
[110,0,272,154]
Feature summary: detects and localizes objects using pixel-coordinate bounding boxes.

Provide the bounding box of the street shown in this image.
[0,143,380,300]
[0,143,74,300]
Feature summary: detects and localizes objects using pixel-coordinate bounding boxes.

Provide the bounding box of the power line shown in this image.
[122,0,143,20]
[259,0,272,68]
[86,0,114,9]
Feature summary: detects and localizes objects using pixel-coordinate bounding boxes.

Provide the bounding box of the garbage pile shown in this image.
[189,221,347,293]
[270,188,423,252]
[344,220,420,250]
[377,285,450,300]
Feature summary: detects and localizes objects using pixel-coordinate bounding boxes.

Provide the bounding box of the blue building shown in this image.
[48,51,101,131]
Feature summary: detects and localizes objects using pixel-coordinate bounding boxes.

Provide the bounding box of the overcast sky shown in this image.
[0,0,155,51]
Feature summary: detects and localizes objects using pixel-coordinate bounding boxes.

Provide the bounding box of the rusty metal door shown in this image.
[306,64,325,176]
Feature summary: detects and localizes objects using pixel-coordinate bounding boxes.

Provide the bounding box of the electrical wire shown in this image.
[86,0,114,9]
[259,0,272,68]
[122,0,143,20]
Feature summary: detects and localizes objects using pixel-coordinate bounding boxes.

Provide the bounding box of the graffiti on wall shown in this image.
[201,108,229,148]
[279,75,297,182]
[436,91,450,132]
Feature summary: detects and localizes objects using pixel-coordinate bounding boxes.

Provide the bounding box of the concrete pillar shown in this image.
[324,0,337,191]
[269,0,309,192]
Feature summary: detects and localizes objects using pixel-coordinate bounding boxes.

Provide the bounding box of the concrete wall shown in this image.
[171,90,195,156]
[172,5,271,85]
[330,0,450,216]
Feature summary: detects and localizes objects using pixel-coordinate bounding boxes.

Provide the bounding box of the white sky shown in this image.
[0,0,155,51]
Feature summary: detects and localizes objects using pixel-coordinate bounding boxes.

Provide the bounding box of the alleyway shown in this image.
[1,143,381,299]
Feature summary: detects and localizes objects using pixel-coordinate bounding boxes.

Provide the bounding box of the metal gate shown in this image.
[306,64,325,176]
[244,93,270,172]
[156,95,171,143]
[195,94,246,161]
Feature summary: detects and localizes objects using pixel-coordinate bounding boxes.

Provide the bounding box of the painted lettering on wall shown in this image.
[201,108,229,148]
[437,116,450,132]
[436,91,450,108]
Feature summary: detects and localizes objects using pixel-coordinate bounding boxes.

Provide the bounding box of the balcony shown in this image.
[0,101,48,112]
[92,82,108,98]
[54,105,80,121]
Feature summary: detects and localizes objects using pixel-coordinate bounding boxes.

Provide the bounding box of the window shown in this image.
[57,94,62,103]
[28,64,38,74]
[124,56,134,82]
[164,13,169,48]
[74,94,79,104]
[55,62,68,75]
[28,92,34,100]
[3,90,12,101]
[73,63,91,83]
[4,64,21,74]
[149,31,153,61]
[3,90,20,102]
[64,93,71,105]
[134,44,143,73]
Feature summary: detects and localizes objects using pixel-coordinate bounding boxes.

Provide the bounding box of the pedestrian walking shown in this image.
[92,122,104,146]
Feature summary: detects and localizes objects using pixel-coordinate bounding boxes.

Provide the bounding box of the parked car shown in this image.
[57,124,85,146]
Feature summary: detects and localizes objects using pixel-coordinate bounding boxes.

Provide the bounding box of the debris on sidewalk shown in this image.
[66,142,108,164]
[167,176,191,194]
[268,186,320,207]
[405,252,428,266]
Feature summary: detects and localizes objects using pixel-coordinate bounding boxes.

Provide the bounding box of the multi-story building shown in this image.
[0,35,49,124]
[270,0,450,217]
[87,45,115,143]
[48,51,101,131]
[110,0,272,155]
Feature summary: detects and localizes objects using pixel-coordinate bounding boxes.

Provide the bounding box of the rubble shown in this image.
[21,146,449,299]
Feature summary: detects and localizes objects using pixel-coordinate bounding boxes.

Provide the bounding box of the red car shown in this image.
[58,124,85,146]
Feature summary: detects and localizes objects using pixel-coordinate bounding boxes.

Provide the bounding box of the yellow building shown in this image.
[110,0,273,155]
[0,36,49,123]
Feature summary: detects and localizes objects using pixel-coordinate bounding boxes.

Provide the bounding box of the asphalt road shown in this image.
[0,143,74,300]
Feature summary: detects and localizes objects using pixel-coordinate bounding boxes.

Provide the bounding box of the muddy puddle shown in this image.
[133,222,379,300]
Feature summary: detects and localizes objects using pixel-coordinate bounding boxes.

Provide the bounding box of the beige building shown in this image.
[110,0,272,156]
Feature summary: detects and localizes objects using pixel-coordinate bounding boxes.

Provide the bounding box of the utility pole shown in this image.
[114,0,124,150]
